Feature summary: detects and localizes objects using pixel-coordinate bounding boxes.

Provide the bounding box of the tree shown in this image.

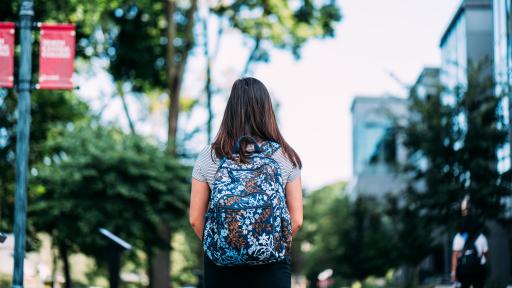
[105,1,342,284]
[298,182,349,285]
[30,123,190,286]
[402,86,462,229]
[2,2,344,286]
[403,61,509,229]
[458,61,509,221]
[0,89,89,233]
[0,0,115,234]
[211,0,342,75]
[299,183,397,286]
[339,195,398,282]
[385,193,434,288]
[201,0,343,139]
[398,60,510,286]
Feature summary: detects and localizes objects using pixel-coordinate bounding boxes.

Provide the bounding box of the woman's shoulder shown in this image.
[198,144,212,154]
[476,233,488,242]
[271,146,290,163]
[453,232,464,241]
[196,145,220,164]
[270,145,297,166]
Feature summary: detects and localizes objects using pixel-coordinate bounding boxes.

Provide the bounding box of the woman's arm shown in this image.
[285,176,303,236]
[189,179,210,240]
[451,250,459,282]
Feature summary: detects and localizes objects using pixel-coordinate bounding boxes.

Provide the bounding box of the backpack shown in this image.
[456,233,483,277]
[203,136,292,266]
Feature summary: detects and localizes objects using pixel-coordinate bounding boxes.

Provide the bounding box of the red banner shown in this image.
[38,23,75,90]
[0,22,15,88]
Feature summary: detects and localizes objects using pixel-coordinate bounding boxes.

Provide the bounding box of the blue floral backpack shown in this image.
[203,136,293,266]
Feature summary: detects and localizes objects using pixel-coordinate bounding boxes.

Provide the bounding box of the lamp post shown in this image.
[12,0,33,287]
[99,228,133,288]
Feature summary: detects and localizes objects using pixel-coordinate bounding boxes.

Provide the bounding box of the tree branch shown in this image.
[116,81,136,134]
[242,37,260,77]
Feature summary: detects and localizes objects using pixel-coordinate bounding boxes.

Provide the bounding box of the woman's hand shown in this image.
[189,179,211,240]
[285,176,303,237]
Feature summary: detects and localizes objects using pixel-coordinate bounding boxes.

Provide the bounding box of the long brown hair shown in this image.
[212,77,302,168]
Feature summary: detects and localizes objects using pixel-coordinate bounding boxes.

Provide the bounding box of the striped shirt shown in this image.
[192,144,301,189]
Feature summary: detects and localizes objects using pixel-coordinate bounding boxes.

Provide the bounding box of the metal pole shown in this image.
[13,0,33,287]
[108,245,121,288]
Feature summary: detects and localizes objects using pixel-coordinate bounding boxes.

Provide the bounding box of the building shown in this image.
[440,0,494,104]
[411,67,441,100]
[493,1,512,286]
[439,0,511,285]
[495,0,512,173]
[349,96,408,197]
[494,0,511,89]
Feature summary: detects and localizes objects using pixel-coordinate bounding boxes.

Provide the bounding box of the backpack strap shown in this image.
[259,141,280,157]
[462,233,479,255]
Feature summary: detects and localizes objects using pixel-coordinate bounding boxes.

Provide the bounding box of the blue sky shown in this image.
[79,0,462,190]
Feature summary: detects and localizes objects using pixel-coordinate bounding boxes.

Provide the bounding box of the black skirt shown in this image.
[203,255,291,288]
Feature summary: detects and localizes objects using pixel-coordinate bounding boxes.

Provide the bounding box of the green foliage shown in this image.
[0,88,89,232]
[170,228,202,287]
[403,87,462,227]
[457,61,509,220]
[0,0,102,233]
[0,273,11,287]
[30,123,190,265]
[1,1,344,284]
[340,196,397,281]
[299,183,397,285]
[299,182,349,282]
[385,193,433,268]
[0,0,120,59]
[403,60,509,230]
[105,1,198,92]
[395,60,510,285]
[212,0,342,59]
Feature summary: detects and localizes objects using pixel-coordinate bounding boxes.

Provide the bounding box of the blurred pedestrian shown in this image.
[189,77,303,288]
[451,217,488,288]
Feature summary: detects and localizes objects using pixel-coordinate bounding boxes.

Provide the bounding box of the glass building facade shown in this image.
[494,0,511,84]
[440,0,495,102]
[441,13,468,106]
[351,96,407,175]
[352,120,389,175]
[494,0,512,172]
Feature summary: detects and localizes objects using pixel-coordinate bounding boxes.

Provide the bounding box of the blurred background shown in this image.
[1,0,512,287]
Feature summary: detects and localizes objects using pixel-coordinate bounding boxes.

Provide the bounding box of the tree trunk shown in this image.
[202,16,213,143]
[166,0,197,153]
[59,244,72,288]
[149,1,198,287]
[51,245,58,288]
[401,265,419,288]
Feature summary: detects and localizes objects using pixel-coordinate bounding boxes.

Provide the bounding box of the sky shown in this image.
[79,0,462,191]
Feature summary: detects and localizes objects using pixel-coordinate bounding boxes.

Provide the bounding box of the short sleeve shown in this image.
[452,234,464,251]
[287,165,301,182]
[272,148,301,184]
[478,234,489,253]
[192,146,211,182]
